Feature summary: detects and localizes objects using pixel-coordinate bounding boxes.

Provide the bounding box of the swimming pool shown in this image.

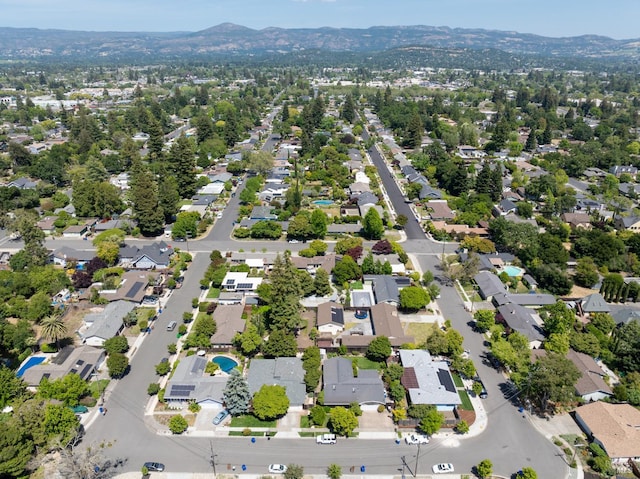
[503,265,525,277]
[212,356,239,373]
[312,200,333,205]
[16,356,45,377]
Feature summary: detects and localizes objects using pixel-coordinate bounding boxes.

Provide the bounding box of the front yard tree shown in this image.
[103,336,129,355]
[223,370,251,416]
[419,409,444,435]
[0,367,26,409]
[366,336,392,363]
[327,464,342,479]
[168,414,188,434]
[310,208,328,238]
[474,310,496,332]
[362,207,384,240]
[329,406,358,437]
[283,464,304,479]
[395,214,408,229]
[476,459,493,479]
[525,352,580,412]
[399,286,430,312]
[107,352,129,378]
[252,384,289,420]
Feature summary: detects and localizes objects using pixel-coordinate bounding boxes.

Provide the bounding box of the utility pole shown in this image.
[209,440,217,477]
[401,455,415,478]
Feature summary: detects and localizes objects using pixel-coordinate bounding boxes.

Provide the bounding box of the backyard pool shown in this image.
[312,200,333,206]
[16,356,45,377]
[503,265,525,277]
[212,356,239,373]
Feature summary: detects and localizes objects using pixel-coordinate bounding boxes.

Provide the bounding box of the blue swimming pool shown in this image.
[212,356,239,373]
[16,356,45,377]
[312,200,333,205]
[504,265,525,277]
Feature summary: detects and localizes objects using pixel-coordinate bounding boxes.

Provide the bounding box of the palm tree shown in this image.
[40,314,67,351]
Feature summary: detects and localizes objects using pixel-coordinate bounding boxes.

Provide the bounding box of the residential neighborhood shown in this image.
[2,24,640,479]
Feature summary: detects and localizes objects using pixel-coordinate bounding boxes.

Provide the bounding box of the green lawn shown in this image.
[229,415,276,428]
[351,281,363,290]
[206,288,220,299]
[452,373,464,388]
[352,356,383,370]
[406,322,437,345]
[458,389,474,411]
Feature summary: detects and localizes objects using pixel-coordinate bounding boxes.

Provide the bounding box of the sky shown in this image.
[1,0,636,40]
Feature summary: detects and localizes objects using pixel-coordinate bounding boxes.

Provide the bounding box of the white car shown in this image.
[268,464,287,474]
[316,433,337,444]
[405,433,429,445]
[288,239,299,244]
[432,463,454,474]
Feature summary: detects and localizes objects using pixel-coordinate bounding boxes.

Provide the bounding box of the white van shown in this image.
[166,321,177,332]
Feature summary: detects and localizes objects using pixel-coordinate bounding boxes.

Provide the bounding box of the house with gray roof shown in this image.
[399,349,461,412]
[52,247,95,268]
[355,191,379,207]
[250,205,277,220]
[247,358,306,407]
[79,301,135,347]
[21,345,105,388]
[322,357,385,407]
[118,241,174,269]
[474,271,508,300]
[579,293,611,315]
[496,303,544,347]
[611,308,640,326]
[163,355,228,409]
[210,304,245,350]
[364,275,400,305]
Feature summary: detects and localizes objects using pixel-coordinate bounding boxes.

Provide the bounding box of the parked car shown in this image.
[268,464,287,474]
[212,409,229,425]
[432,463,454,474]
[316,433,337,444]
[405,433,429,445]
[143,462,165,472]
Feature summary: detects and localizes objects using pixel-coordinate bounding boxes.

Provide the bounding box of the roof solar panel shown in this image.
[437,369,456,392]
[125,281,144,299]
[79,364,92,379]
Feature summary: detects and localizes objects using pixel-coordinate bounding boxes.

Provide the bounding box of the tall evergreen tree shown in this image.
[130,162,164,236]
[169,135,197,198]
[313,268,332,297]
[223,108,240,147]
[222,369,251,416]
[340,94,356,123]
[269,253,303,332]
[146,116,165,162]
[405,112,424,149]
[158,174,180,223]
[525,130,538,151]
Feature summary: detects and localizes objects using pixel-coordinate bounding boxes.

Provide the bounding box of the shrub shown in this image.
[188,402,201,413]
[178,324,187,335]
[242,428,252,436]
[309,405,326,426]
[182,312,194,323]
[167,343,177,355]
[377,405,385,413]
[155,361,171,376]
[147,383,160,395]
[192,297,199,308]
[158,388,165,403]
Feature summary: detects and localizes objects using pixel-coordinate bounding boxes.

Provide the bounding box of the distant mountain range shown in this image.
[1,23,639,63]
